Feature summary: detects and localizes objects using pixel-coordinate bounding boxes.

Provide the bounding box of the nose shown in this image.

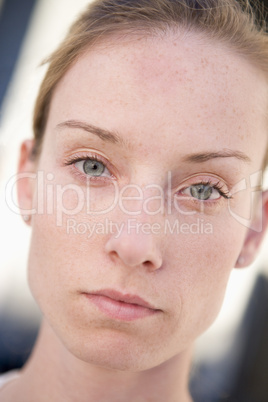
[104,219,163,271]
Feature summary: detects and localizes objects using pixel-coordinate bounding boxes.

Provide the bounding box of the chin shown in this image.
[60,327,173,372]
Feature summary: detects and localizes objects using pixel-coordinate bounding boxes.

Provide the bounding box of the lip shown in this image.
[82,289,160,321]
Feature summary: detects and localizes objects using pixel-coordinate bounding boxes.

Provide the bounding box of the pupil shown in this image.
[83,160,105,176]
[190,184,212,200]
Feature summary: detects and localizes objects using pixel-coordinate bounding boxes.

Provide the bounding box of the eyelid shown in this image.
[179,172,230,184]
[175,173,232,199]
[63,149,117,180]
[177,173,230,189]
[64,148,111,163]
[64,149,109,166]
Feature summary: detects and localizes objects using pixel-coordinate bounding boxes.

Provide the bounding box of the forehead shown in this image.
[48,32,267,168]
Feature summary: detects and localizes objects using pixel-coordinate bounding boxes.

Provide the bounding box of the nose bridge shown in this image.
[119,178,165,218]
[105,203,164,271]
[118,180,166,245]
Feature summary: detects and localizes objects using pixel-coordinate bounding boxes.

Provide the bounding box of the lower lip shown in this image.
[84,294,158,321]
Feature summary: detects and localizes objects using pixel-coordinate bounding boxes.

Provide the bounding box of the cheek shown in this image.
[28,213,103,295]
[164,213,247,343]
[27,178,122,322]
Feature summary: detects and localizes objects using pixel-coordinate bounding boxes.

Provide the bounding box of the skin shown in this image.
[2,31,268,401]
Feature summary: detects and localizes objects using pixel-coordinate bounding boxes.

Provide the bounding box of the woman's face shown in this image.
[21,33,268,370]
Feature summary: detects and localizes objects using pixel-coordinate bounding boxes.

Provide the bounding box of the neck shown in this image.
[15,320,193,402]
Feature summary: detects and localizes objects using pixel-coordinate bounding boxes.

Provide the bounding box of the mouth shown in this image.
[82,289,161,321]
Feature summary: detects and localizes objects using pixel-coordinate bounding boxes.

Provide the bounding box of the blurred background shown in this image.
[0,1,267,401]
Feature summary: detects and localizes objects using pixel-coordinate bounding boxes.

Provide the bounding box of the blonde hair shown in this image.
[33,0,268,165]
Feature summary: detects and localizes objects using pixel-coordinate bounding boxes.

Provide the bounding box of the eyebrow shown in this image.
[182,149,251,164]
[56,120,125,146]
[56,120,251,164]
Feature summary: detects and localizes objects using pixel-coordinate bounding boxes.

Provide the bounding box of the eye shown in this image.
[183,183,220,200]
[74,158,111,177]
[63,151,116,183]
[180,181,231,201]
[67,156,111,177]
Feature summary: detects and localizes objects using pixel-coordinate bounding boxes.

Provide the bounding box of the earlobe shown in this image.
[235,190,268,268]
[17,140,37,225]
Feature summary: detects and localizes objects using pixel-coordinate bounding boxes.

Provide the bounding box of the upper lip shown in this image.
[84,289,159,310]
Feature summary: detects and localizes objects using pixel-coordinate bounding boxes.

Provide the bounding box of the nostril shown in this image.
[143,259,162,272]
[144,260,152,268]
[110,250,118,260]
[144,254,163,271]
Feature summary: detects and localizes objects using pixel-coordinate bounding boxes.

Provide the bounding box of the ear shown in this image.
[235,190,268,268]
[17,140,37,225]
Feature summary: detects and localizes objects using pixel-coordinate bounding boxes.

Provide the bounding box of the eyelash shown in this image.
[63,153,113,182]
[212,182,232,199]
[179,180,232,201]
